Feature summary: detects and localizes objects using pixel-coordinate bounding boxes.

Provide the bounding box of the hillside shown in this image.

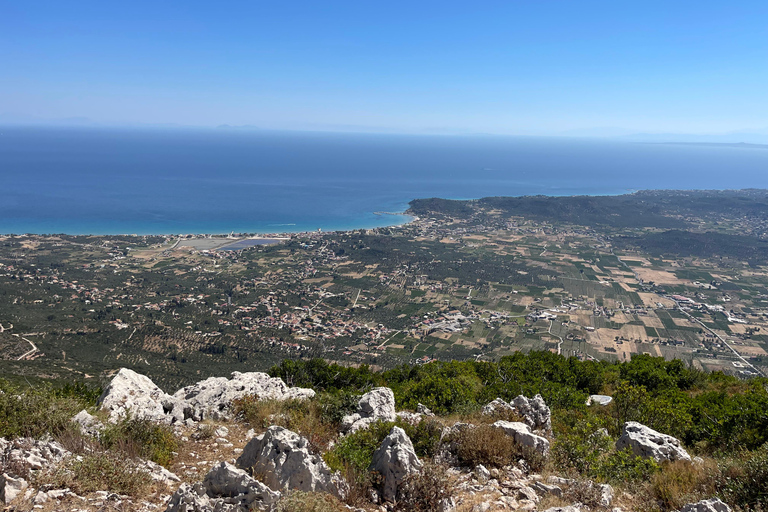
[2,353,767,511]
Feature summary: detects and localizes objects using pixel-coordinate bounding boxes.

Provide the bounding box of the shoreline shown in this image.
[3,187,765,237]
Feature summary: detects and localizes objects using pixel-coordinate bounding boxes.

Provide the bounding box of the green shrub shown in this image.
[324,421,395,477]
[719,444,768,510]
[595,448,658,484]
[552,419,613,476]
[101,416,178,467]
[0,380,86,439]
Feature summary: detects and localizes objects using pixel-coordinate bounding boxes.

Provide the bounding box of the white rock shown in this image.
[482,398,516,416]
[370,426,423,502]
[72,409,103,436]
[679,498,731,512]
[173,371,315,422]
[475,464,491,482]
[416,403,434,416]
[396,411,422,425]
[599,483,614,507]
[236,426,346,498]
[140,459,181,484]
[616,422,691,462]
[586,394,613,406]
[341,387,396,433]
[492,421,550,456]
[512,394,552,432]
[98,368,184,424]
[482,395,552,432]
[165,462,280,512]
[1,438,69,476]
[1,474,28,504]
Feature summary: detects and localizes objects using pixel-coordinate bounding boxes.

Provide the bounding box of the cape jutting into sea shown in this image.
[2,127,768,235]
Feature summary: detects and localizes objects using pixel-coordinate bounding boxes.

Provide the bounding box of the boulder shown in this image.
[512,394,552,432]
[679,498,731,512]
[98,368,315,424]
[165,462,280,512]
[370,426,423,502]
[174,371,315,422]
[616,422,691,462]
[492,421,550,456]
[1,474,28,505]
[236,426,345,498]
[341,387,396,433]
[72,409,103,437]
[482,395,552,432]
[98,368,184,423]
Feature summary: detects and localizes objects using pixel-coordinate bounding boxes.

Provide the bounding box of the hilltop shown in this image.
[1,353,767,511]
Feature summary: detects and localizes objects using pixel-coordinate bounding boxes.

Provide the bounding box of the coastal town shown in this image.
[1,191,767,388]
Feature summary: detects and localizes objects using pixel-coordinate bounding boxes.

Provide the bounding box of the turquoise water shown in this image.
[1,127,767,235]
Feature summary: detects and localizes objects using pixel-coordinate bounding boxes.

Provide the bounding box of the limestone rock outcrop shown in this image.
[341,387,396,433]
[482,395,552,432]
[616,422,691,462]
[98,368,185,423]
[679,498,731,512]
[236,426,346,498]
[165,462,280,512]
[492,421,550,456]
[97,368,314,424]
[370,426,423,502]
[174,371,315,422]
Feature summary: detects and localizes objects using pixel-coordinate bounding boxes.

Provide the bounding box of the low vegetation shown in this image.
[2,352,768,509]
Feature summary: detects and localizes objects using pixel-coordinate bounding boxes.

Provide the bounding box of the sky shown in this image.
[2,1,768,135]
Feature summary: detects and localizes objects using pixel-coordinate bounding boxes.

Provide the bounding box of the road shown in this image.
[548,320,564,355]
[13,334,38,360]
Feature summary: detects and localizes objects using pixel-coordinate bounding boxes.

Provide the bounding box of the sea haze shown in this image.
[2,127,768,235]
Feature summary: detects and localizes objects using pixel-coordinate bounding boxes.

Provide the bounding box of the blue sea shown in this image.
[2,127,768,235]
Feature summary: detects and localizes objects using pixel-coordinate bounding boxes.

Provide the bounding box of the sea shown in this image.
[2,126,768,235]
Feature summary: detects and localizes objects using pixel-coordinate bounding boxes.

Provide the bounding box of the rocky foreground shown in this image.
[0,368,729,512]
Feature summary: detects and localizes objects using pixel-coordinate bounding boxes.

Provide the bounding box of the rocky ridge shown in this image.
[1,368,728,512]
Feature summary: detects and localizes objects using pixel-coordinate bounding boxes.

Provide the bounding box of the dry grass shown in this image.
[453,424,520,469]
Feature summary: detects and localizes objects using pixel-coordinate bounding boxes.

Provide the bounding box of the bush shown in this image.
[0,381,86,439]
[101,416,178,467]
[394,463,451,512]
[719,444,768,511]
[595,448,658,484]
[44,451,152,496]
[324,421,395,477]
[276,490,346,512]
[453,424,520,469]
[552,420,613,476]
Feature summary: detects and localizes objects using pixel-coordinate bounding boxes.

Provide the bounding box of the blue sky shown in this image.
[2,1,767,134]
